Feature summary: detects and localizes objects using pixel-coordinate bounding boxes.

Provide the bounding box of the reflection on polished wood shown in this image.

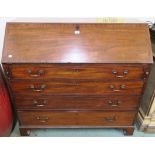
[2,23,153,136]
[2,23,153,63]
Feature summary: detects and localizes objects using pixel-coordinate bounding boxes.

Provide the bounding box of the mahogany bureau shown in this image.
[1,23,153,136]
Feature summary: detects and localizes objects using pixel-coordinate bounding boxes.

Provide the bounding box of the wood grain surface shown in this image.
[14,95,140,110]
[7,64,147,80]
[10,80,144,95]
[2,23,153,63]
[2,23,153,136]
[18,111,136,126]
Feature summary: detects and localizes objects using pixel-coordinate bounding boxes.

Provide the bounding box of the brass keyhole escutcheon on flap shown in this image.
[74,25,80,35]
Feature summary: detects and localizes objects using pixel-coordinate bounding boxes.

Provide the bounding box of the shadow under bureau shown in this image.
[2,23,153,136]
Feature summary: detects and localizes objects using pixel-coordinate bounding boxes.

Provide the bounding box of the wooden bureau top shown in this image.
[2,23,153,63]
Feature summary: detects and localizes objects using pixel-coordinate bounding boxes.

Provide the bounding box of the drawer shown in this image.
[10,80,144,95]
[18,111,136,126]
[15,95,140,110]
[7,64,146,80]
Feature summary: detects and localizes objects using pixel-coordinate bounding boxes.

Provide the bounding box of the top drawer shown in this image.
[4,64,148,80]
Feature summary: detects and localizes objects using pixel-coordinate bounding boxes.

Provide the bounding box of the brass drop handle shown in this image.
[108,100,121,107]
[36,116,49,123]
[33,100,47,107]
[110,84,126,91]
[30,84,46,92]
[112,70,128,78]
[28,69,44,77]
[104,116,116,122]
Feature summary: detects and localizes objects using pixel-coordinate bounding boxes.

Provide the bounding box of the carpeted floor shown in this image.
[10,122,155,137]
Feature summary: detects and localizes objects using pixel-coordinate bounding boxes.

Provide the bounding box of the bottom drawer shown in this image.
[18,111,136,127]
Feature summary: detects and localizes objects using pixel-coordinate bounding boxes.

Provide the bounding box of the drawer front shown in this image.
[18,111,136,126]
[10,80,144,95]
[8,64,145,80]
[15,95,140,110]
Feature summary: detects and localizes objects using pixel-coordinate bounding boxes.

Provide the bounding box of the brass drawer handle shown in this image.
[112,70,128,78]
[104,116,116,122]
[110,84,126,91]
[108,100,121,107]
[30,84,46,92]
[28,69,44,77]
[33,100,47,107]
[36,116,49,123]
